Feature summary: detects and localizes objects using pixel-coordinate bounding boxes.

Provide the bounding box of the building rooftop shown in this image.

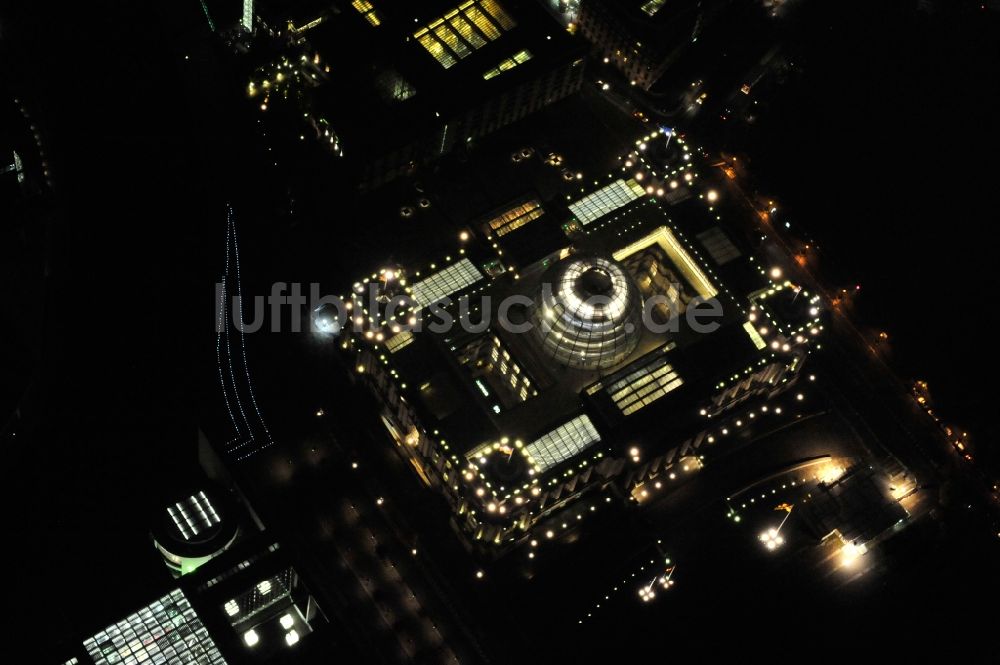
[578,0,704,55]
[246,0,586,187]
[351,190,765,473]
[332,125,824,551]
[798,465,908,545]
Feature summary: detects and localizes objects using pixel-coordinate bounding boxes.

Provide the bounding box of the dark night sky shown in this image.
[3,0,998,653]
[3,1,228,643]
[747,0,1000,465]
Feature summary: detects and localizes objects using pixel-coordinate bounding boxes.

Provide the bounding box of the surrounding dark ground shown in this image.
[2,0,998,659]
[744,0,1000,470]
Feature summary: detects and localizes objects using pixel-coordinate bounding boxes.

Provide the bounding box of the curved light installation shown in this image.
[531,256,643,370]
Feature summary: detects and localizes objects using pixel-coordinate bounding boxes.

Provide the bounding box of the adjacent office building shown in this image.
[244,0,587,189]
[55,536,330,664]
[574,0,707,89]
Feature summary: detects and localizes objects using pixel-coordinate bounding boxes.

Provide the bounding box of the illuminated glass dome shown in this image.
[531,256,643,370]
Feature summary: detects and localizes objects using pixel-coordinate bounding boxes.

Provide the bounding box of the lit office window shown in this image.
[431,19,473,59]
[376,69,416,103]
[743,321,767,350]
[413,0,516,69]
[568,179,646,225]
[222,569,295,628]
[641,0,668,16]
[608,355,683,416]
[83,590,226,665]
[351,0,381,26]
[168,491,222,541]
[484,199,543,236]
[462,2,502,39]
[479,0,516,29]
[415,32,458,69]
[483,49,533,80]
[445,9,487,49]
[525,415,601,472]
[385,330,415,353]
[457,334,536,409]
[410,259,484,308]
[12,151,25,183]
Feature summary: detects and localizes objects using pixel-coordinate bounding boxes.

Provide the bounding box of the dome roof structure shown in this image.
[531,256,643,370]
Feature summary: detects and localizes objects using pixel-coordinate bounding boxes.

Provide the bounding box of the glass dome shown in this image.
[531,256,643,370]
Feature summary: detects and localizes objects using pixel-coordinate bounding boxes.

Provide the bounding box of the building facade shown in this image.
[575,0,704,89]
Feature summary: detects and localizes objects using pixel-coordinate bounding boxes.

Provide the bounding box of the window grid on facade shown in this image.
[168,491,221,541]
[486,336,535,405]
[446,9,487,48]
[568,179,646,225]
[485,199,544,236]
[641,0,668,16]
[608,355,683,416]
[415,31,458,68]
[222,568,295,629]
[484,49,533,80]
[481,0,516,28]
[385,330,415,353]
[376,69,416,102]
[457,335,536,410]
[351,0,381,26]
[83,589,226,665]
[413,0,516,69]
[410,259,483,307]
[525,415,601,472]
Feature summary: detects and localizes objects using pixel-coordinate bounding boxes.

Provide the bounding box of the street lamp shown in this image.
[759,527,785,551]
[661,126,674,151]
[639,563,676,602]
[759,504,794,551]
[658,564,676,590]
[840,541,867,566]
